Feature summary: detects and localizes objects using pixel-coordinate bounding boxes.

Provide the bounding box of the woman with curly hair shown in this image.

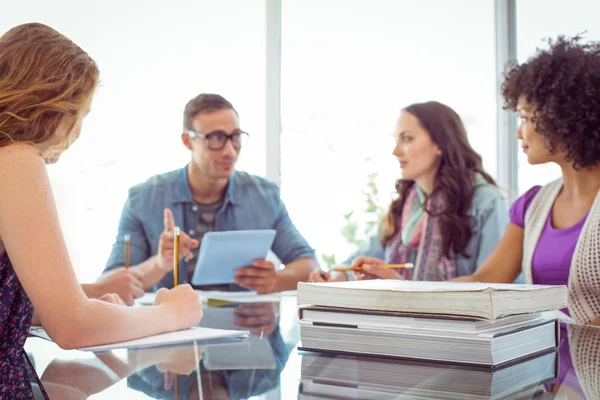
[456,36,600,326]
[0,23,203,397]
[310,101,509,283]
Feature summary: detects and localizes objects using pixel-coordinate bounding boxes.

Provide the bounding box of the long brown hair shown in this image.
[381,101,495,258]
[0,23,98,148]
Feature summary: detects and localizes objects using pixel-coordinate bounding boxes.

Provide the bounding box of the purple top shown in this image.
[510,186,589,315]
[0,251,48,398]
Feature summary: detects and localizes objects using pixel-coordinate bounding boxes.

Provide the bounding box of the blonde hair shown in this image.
[0,23,99,148]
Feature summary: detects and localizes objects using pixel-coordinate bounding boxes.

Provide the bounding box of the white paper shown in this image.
[277,290,297,297]
[29,325,52,341]
[202,292,281,303]
[136,290,292,306]
[304,280,563,292]
[29,325,248,351]
[136,292,159,305]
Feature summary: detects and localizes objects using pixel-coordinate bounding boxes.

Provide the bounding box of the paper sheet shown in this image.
[305,280,563,292]
[29,325,248,352]
[136,290,295,306]
[201,292,281,303]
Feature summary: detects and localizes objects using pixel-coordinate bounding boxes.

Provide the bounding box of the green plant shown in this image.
[321,169,386,267]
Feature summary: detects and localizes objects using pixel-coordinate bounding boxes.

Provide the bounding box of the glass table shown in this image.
[24,297,598,399]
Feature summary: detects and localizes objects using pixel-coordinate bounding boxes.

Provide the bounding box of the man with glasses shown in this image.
[101,93,317,295]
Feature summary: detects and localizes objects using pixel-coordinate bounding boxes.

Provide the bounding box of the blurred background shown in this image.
[3,0,599,282]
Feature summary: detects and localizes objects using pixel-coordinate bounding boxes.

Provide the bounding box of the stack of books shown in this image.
[298,350,558,400]
[296,280,567,367]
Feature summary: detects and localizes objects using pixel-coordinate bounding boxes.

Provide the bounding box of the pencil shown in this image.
[124,234,130,269]
[174,373,179,399]
[173,227,180,287]
[333,263,414,272]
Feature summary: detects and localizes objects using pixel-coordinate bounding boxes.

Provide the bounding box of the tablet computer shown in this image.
[191,229,277,286]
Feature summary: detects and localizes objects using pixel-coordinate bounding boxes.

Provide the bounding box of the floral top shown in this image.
[0,251,47,399]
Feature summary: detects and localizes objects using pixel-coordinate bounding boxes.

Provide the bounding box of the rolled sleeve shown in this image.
[270,198,315,265]
[343,234,386,265]
[475,196,510,270]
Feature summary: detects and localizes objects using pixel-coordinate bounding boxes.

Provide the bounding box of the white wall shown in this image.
[2,0,267,282]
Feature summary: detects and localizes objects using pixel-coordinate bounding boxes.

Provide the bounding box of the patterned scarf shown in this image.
[386,183,458,281]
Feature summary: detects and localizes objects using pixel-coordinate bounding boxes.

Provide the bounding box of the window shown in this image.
[516,0,600,194]
[280,0,497,266]
[2,0,267,282]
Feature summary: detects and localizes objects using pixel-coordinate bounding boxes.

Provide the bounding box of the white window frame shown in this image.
[267,0,519,199]
[495,0,519,200]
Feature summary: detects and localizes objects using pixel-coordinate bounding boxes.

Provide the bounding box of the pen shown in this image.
[124,234,130,269]
[333,263,414,272]
[174,227,180,287]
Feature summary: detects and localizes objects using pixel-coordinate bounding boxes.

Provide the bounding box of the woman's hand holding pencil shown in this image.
[350,257,411,280]
[308,269,347,283]
[309,258,412,283]
[154,285,203,330]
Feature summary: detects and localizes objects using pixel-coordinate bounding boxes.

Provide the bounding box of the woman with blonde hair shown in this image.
[0,23,202,397]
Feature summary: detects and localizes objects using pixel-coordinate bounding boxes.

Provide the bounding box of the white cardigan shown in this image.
[522,178,600,323]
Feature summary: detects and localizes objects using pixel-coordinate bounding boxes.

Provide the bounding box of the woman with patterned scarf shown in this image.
[310,101,509,283]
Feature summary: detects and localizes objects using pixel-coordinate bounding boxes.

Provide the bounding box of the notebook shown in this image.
[297,280,567,321]
[191,229,277,286]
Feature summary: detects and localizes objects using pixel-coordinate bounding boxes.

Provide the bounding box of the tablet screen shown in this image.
[191,229,277,286]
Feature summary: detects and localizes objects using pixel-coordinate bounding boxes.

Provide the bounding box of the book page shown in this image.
[301,280,563,292]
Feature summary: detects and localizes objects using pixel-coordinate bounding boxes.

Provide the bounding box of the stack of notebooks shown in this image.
[296,280,568,367]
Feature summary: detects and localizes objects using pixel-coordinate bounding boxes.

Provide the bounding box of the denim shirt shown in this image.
[343,183,523,282]
[104,166,315,290]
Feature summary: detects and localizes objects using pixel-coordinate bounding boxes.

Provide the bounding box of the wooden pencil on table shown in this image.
[333,263,414,272]
[174,374,179,399]
[172,228,181,398]
[124,234,131,269]
[173,227,180,287]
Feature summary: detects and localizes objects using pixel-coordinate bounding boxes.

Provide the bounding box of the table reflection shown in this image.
[25,300,600,400]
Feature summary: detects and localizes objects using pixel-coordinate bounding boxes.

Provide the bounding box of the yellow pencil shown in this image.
[333,263,414,272]
[124,234,131,269]
[174,373,179,399]
[173,227,180,287]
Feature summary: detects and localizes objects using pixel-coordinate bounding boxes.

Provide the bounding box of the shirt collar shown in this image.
[172,164,239,206]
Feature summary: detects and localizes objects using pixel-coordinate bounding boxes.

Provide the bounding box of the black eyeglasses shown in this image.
[185,129,249,151]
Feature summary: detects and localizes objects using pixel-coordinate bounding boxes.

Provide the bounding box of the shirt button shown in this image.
[192,206,198,212]
[189,230,195,235]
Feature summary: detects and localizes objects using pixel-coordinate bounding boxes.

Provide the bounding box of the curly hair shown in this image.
[0,23,99,148]
[381,101,496,258]
[502,35,600,169]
